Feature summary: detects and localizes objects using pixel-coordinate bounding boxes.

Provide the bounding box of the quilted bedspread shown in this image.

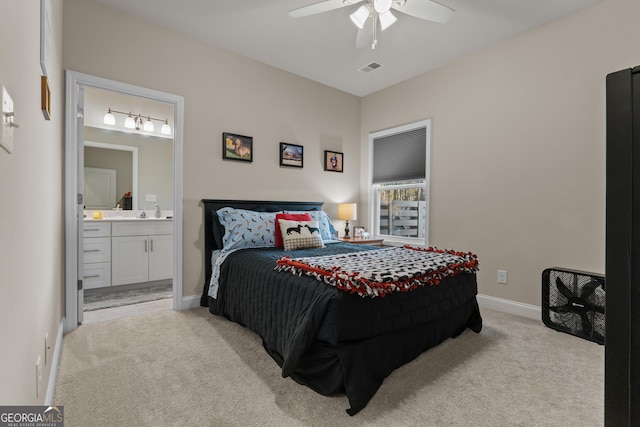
[209,242,481,414]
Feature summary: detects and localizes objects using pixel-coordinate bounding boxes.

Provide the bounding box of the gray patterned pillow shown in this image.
[278,219,325,251]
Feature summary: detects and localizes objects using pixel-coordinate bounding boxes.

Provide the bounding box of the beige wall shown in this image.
[63,0,362,299]
[0,0,64,404]
[3,0,631,407]
[362,0,639,306]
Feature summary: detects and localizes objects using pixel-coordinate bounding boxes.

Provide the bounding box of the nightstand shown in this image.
[339,237,384,246]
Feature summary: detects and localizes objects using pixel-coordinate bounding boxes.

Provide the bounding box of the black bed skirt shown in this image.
[214,295,482,415]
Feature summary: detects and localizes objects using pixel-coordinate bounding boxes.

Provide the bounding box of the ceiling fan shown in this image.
[288,0,454,49]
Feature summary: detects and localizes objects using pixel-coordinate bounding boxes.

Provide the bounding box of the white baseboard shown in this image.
[181,295,203,310]
[476,294,541,320]
[45,319,64,405]
[182,293,540,319]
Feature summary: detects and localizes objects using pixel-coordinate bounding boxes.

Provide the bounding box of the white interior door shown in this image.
[84,167,116,209]
[76,86,85,323]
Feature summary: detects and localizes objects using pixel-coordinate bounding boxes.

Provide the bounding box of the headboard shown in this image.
[200,199,324,306]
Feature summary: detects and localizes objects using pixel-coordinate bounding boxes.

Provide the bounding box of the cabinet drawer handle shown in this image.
[84,228,101,232]
[83,274,100,279]
[83,249,100,253]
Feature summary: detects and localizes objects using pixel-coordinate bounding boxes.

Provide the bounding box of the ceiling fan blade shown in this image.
[355,22,373,48]
[392,0,454,24]
[289,0,363,18]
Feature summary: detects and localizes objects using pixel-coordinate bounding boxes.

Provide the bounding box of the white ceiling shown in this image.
[91,0,601,97]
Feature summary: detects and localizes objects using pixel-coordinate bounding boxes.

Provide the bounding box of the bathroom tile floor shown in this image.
[82,298,173,324]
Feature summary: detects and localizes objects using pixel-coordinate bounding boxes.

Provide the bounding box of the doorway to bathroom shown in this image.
[64,70,184,332]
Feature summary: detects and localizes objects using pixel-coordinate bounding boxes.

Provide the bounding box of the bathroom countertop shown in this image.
[83,217,173,221]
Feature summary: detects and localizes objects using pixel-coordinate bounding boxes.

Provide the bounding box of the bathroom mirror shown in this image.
[82,87,174,212]
[83,128,173,211]
[84,140,138,210]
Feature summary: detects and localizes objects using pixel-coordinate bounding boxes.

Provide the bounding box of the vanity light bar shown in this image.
[104,108,172,135]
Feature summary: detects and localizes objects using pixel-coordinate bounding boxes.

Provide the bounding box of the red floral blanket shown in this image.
[275,245,479,298]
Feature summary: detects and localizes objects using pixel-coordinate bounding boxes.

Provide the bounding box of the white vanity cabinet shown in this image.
[111,221,173,286]
[82,221,112,289]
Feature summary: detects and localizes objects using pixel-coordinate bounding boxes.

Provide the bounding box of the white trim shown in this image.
[368,119,431,245]
[65,70,184,333]
[476,294,541,320]
[45,319,64,405]
[64,72,80,332]
[182,295,203,310]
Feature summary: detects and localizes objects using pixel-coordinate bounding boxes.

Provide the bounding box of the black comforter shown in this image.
[208,242,482,414]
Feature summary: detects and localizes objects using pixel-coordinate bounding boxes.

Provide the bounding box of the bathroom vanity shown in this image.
[83,218,173,289]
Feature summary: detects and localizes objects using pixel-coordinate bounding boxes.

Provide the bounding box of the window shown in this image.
[370,120,430,246]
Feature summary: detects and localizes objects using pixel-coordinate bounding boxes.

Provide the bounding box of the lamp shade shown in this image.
[103,109,116,125]
[374,0,392,13]
[124,114,135,129]
[378,10,397,30]
[161,120,171,135]
[338,203,357,221]
[143,116,154,131]
[350,5,370,29]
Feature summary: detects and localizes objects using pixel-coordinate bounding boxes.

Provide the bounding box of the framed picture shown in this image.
[353,226,365,238]
[223,132,253,162]
[41,76,51,120]
[279,143,303,168]
[324,150,343,172]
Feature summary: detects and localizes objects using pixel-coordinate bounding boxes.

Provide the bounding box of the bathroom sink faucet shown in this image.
[139,210,146,218]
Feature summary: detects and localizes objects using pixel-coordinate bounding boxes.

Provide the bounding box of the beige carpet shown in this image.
[54,306,603,427]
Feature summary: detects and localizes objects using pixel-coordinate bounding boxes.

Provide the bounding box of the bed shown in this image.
[200,199,482,415]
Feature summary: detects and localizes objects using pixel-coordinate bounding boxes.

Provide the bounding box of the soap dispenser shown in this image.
[154,204,161,218]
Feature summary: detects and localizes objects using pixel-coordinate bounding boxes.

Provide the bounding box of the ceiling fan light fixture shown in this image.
[350,4,370,29]
[378,10,397,30]
[373,0,392,14]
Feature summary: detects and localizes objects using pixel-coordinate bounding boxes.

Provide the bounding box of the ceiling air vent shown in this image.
[358,61,384,74]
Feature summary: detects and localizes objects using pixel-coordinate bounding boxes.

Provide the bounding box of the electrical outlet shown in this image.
[36,356,42,398]
[145,194,157,202]
[497,270,508,284]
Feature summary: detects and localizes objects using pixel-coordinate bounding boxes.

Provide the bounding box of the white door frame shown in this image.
[64,70,184,333]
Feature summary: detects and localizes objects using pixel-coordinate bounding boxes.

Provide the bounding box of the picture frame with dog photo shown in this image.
[223,132,253,162]
[324,150,343,172]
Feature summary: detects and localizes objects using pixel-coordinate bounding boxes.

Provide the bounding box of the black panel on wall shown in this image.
[605,66,640,426]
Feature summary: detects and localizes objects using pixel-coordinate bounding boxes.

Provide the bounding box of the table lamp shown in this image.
[338,203,357,238]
